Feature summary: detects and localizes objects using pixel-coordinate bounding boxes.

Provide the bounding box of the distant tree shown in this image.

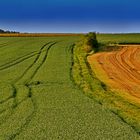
[83,32,99,53]
[0,29,19,34]
[0,29,5,33]
[5,30,10,33]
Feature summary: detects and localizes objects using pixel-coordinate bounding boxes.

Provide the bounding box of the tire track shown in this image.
[0,41,53,68]
[0,42,52,71]
[8,87,35,140]
[0,85,18,126]
[14,42,54,84]
[27,42,57,84]
[0,38,39,49]
[0,41,56,139]
[0,53,37,71]
[0,38,30,49]
[0,42,10,47]
[0,51,38,68]
[0,41,20,49]
[8,41,57,139]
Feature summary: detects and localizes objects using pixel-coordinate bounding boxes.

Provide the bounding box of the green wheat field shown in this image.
[0,35,140,140]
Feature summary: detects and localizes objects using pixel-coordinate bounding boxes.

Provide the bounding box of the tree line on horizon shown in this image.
[0,29,19,34]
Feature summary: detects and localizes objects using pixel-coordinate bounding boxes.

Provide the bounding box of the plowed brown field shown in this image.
[88,45,140,105]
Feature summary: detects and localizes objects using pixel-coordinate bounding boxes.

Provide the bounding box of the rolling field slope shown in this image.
[0,37,139,139]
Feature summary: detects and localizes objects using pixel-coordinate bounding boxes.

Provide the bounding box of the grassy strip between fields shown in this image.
[72,43,140,134]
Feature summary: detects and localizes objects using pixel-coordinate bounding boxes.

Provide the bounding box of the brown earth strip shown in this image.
[88,45,140,105]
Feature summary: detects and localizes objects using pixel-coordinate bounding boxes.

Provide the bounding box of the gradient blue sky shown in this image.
[0,0,140,33]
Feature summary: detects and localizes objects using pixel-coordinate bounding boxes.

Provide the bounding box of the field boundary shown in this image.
[72,44,140,134]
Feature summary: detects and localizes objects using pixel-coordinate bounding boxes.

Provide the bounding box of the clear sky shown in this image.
[0,0,140,33]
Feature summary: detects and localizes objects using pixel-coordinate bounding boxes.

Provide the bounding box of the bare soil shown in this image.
[88,45,140,103]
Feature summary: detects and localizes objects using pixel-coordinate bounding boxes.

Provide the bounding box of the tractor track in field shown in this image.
[0,40,23,48]
[0,38,40,49]
[9,41,57,139]
[0,50,38,68]
[1,39,140,139]
[0,42,55,120]
[14,41,55,83]
[0,42,10,47]
[0,52,38,71]
[0,41,55,109]
[88,45,140,103]
[26,42,57,84]
[0,41,57,139]
[0,42,53,71]
[0,39,27,49]
[9,87,35,140]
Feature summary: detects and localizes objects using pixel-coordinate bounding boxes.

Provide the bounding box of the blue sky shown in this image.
[0,0,140,33]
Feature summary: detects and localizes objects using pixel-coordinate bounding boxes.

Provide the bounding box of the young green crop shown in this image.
[0,36,139,139]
